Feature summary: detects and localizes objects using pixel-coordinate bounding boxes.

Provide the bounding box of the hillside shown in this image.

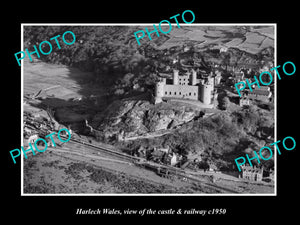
[93,99,274,171]
[23,25,275,173]
[24,25,274,91]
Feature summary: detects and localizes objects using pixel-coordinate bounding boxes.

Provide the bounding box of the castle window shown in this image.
[174,92,176,95]
[169,92,171,95]
[165,91,167,95]
[194,93,196,96]
[189,92,191,96]
[179,92,181,95]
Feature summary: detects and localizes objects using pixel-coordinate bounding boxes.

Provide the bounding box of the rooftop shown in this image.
[241,165,263,172]
[248,89,271,96]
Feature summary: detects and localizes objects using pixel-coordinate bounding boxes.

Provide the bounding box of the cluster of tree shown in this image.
[24,26,274,88]
[24,26,176,97]
[202,47,274,71]
[122,105,274,172]
[25,27,145,74]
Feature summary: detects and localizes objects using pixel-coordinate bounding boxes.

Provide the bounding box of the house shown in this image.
[170,153,178,166]
[234,71,245,83]
[239,96,250,106]
[151,150,166,163]
[27,134,39,146]
[247,86,272,102]
[239,164,263,182]
[268,169,275,182]
[219,46,228,53]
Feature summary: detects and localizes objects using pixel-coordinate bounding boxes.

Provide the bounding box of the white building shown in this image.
[154,69,214,107]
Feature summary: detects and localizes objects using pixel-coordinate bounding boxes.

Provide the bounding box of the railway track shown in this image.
[49,148,180,192]
[68,138,140,162]
[53,148,134,166]
[31,81,239,193]
[61,137,239,194]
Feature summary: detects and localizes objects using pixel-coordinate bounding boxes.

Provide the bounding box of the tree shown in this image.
[220,52,231,70]
[220,96,230,110]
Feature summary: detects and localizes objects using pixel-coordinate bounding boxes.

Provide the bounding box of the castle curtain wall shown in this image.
[163,84,199,100]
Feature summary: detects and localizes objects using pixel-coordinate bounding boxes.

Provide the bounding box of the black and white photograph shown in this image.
[21,24,276,195]
[3,2,299,221]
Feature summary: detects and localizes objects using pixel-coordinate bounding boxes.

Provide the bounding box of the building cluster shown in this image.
[24,111,56,139]
[154,69,221,107]
[146,147,184,167]
[234,70,273,106]
[153,64,273,108]
[133,145,190,169]
[24,109,72,148]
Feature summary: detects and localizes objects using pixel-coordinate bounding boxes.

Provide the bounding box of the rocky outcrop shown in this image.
[91,100,202,140]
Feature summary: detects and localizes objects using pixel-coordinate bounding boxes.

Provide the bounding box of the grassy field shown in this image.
[156,25,274,54]
[23,149,193,194]
[23,56,106,101]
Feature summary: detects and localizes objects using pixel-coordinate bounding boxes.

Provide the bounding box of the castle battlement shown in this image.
[154,69,215,106]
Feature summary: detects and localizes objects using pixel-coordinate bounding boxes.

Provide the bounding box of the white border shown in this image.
[21,24,24,194]
[21,23,277,196]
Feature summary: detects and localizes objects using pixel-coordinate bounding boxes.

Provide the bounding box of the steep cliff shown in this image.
[91,100,202,140]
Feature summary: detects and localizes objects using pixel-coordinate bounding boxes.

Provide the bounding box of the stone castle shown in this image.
[154,69,221,107]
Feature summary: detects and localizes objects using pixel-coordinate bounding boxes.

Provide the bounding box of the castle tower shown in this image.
[199,83,213,105]
[191,69,197,85]
[154,78,165,104]
[207,76,214,90]
[214,70,222,85]
[173,69,179,85]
